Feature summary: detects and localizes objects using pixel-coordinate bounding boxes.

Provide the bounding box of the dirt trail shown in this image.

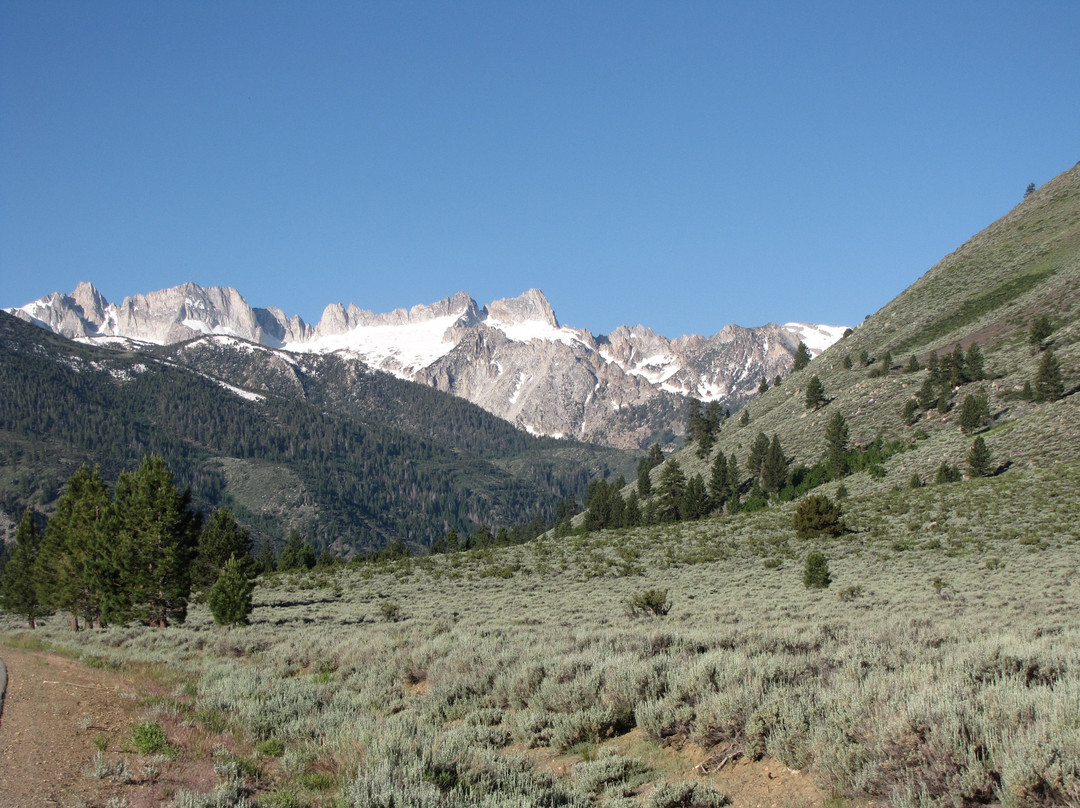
[0,644,139,808]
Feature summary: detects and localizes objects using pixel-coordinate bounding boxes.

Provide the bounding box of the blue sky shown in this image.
[2,2,1078,338]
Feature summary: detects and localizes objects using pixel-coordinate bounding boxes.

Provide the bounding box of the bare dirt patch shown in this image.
[0,642,141,808]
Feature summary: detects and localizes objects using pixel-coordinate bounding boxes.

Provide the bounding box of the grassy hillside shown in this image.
[1,162,1078,807]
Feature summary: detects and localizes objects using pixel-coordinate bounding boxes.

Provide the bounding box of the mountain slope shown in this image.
[0,311,631,552]
[655,160,1079,497]
[7,285,846,449]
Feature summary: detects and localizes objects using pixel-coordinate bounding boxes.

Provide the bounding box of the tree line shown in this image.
[0,456,260,629]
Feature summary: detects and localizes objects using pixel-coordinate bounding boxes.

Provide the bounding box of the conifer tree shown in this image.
[968,436,993,478]
[254,539,277,574]
[959,389,991,434]
[792,341,812,371]
[949,343,968,387]
[1029,315,1053,352]
[927,350,940,380]
[36,465,116,630]
[726,453,742,513]
[208,556,255,627]
[824,411,850,479]
[758,376,769,394]
[657,460,687,522]
[682,474,709,520]
[278,532,316,570]
[114,455,201,627]
[740,408,750,426]
[905,355,921,373]
[0,509,51,628]
[1033,349,1064,402]
[842,354,853,370]
[965,343,986,381]
[761,434,787,495]
[623,491,642,528]
[708,451,730,510]
[805,375,826,410]
[917,376,937,410]
[637,459,653,497]
[193,508,254,592]
[747,432,770,479]
[686,398,704,444]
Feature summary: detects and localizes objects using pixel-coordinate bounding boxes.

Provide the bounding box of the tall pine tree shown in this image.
[761,435,788,495]
[114,455,201,627]
[824,411,850,478]
[0,509,51,628]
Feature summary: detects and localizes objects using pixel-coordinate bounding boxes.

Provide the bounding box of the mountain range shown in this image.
[7,285,845,449]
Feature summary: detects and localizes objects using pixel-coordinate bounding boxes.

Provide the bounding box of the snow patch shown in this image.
[784,323,849,354]
[284,311,464,378]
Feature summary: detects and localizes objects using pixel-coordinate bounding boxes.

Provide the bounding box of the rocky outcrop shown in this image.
[6,282,846,449]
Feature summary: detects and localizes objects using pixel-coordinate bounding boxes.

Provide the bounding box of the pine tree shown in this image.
[927,350,940,380]
[968,436,993,478]
[965,343,985,381]
[917,376,937,410]
[708,451,730,510]
[959,389,991,434]
[842,354,853,370]
[208,556,255,627]
[1029,315,1053,351]
[905,355,921,373]
[686,398,703,444]
[793,494,845,539]
[657,460,687,522]
[805,375,826,410]
[193,508,254,592]
[0,509,51,628]
[114,455,201,627]
[761,434,787,495]
[949,343,968,387]
[36,465,116,629]
[623,491,642,528]
[254,539,277,575]
[792,341,812,371]
[902,398,919,425]
[682,474,709,520]
[747,432,770,479]
[740,408,750,426]
[637,459,653,497]
[278,532,316,570]
[758,376,769,394]
[823,411,850,478]
[1033,349,1064,402]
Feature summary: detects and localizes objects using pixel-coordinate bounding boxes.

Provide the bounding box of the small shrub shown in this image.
[803,551,831,589]
[131,721,173,756]
[839,585,863,602]
[378,600,401,621]
[629,588,671,616]
[255,737,286,758]
[645,781,729,808]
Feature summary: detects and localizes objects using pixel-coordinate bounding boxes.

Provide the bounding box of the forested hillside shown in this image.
[0,312,631,552]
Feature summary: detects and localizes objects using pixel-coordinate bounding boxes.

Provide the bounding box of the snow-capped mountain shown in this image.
[6,282,848,448]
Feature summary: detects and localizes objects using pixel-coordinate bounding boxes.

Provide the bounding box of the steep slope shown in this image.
[655,160,1079,497]
[0,311,631,553]
[7,285,846,449]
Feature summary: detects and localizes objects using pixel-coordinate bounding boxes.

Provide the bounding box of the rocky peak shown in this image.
[485,289,558,328]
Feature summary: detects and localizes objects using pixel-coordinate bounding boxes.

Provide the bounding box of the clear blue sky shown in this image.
[2,1,1078,338]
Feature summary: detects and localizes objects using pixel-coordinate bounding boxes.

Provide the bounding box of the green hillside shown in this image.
[662,160,1078,496]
